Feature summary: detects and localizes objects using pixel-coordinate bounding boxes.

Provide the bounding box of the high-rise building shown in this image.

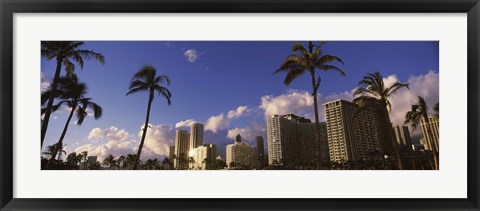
[421,116,439,151]
[190,123,204,149]
[323,99,384,163]
[266,114,320,167]
[191,144,217,170]
[226,135,258,169]
[256,136,265,168]
[169,145,175,161]
[392,125,412,150]
[174,130,190,169]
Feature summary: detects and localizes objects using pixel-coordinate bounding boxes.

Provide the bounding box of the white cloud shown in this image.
[205,106,249,133]
[227,105,248,119]
[385,70,439,135]
[139,124,175,158]
[175,119,197,128]
[41,72,51,91]
[87,126,129,141]
[75,124,176,161]
[260,89,315,120]
[226,122,266,143]
[183,49,199,63]
[259,89,355,122]
[205,113,226,133]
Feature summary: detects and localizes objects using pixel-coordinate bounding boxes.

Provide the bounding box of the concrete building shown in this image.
[393,125,413,150]
[169,145,175,161]
[190,144,217,170]
[421,116,439,152]
[266,114,321,167]
[174,130,190,169]
[226,135,258,169]
[323,99,384,163]
[190,123,204,149]
[256,136,266,168]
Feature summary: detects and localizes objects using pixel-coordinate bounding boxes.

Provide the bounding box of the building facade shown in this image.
[256,136,266,168]
[169,145,175,161]
[266,114,320,167]
[420,116,439,152]
[191,144,217,170]
[392,125,412,150]
[174,130,190,169]
[190,123,204,149]
[323,99,384,163]
[226,135,258,169]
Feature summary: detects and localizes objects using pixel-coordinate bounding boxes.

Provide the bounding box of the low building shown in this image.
[190,144,217,170]
[226,134,258,169]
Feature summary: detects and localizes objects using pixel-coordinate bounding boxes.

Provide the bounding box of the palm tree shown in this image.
[188,157,196,170]
[125,154,137,170]
[103,154,118,170]
[55,144,67,160]
[42,144,59,159]
[41,41,105,148]
[404,96,439,170]
[66,152,81,168]
[353,71,409,170]
[274,41,345,169]
[117,155,126,169]
[43,75,102,169]
[79,151,88,163]
[433,102,439,120]
[126,65,172,170]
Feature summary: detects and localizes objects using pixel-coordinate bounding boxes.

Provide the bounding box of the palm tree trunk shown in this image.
[384,108,404,170]
[133,90,154,170]
[46,104,75,169]
[41,59,63,148]
[423,115,439,170]
[310,72,322,170]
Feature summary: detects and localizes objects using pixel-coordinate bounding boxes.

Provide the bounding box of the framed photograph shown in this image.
[1,0,479,210]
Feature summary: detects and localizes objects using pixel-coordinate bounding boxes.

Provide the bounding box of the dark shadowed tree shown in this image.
[274,41,345,169]
[353,71,409,170]
[126,65,172,170]
[41,41,105,148]
[43,75,102,169]
[103,154,118,170]
[405,96,439,170]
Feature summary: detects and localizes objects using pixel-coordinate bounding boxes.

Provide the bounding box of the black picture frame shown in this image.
[1,0,479,210]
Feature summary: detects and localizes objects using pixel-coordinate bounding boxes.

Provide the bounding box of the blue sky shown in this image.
[41,41,439,160]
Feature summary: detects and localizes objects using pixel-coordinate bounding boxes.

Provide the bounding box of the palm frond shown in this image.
[88,102,103,119]
[75,105,88,125]
[291,42,308,54]
[132,65,156,82]
[284,68,306,86]
[73,50,106,64]
[315,64,346,76]
[126,86,149,96]
[128,80,149,90]
[386,82,409,97]
[63,59,76,76]
[154,75,171,85]
[153,85,172,105]
[318,55,344,65]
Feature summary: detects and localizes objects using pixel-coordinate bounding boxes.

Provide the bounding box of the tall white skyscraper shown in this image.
[324,99,384,163]
[174,130,190,169]
[421,116,439,151]
[266,114,320,166]
[190,123,204,149]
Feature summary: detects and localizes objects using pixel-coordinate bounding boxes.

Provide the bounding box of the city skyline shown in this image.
[40,41,439,167]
